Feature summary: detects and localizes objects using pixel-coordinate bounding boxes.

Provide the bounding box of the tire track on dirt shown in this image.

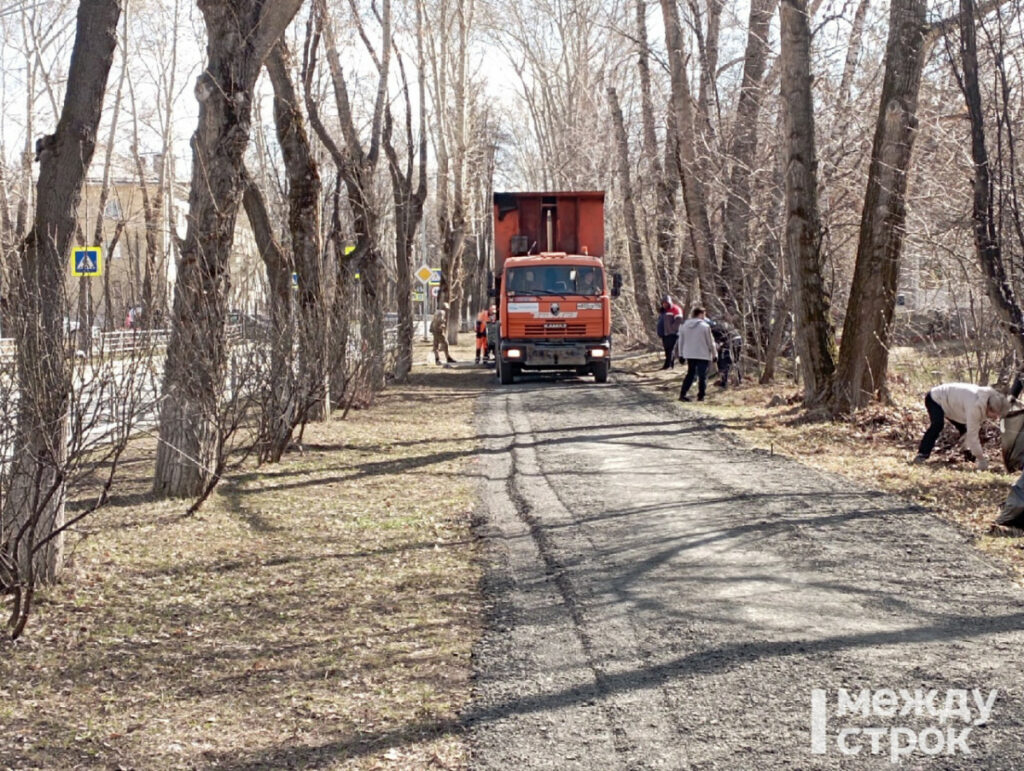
[471,377,1024,769]
[469,389,620,769]
[502,392,687,768]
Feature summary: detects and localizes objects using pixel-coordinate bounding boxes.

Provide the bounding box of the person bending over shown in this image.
[913,383,1009,470]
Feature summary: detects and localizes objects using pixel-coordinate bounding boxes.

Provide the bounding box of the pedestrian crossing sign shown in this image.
[71,246,102,277]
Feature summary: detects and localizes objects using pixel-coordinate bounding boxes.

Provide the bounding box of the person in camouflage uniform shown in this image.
[431,302,456,365]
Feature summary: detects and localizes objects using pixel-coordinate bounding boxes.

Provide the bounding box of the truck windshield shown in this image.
[506,266,603,296]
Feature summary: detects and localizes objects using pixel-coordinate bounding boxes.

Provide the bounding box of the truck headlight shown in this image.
[590,348,606,358]
[506,348,522,359]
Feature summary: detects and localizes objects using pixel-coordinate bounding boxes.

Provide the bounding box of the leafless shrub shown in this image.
[1,310,162,639]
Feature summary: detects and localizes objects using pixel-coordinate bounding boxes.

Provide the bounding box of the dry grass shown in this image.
[0,339,490,770]
[7,334,1018,770]
[618,345,1024,582]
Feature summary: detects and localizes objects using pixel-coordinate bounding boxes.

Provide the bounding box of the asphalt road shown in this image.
[467,374,1024,769]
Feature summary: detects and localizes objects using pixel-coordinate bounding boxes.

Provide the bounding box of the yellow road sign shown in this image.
[415,264,432,283]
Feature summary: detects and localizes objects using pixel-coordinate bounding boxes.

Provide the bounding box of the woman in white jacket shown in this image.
[913,383,1010,470]
[675,307,717,402]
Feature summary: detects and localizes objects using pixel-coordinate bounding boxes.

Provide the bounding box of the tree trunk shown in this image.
[832,0,928,413]
[838,0,872,111]
[779,0,837,404]
[720,0,779,321]
[753,157,785,360]
[360,246,386,391]
[690,0,723,147]
[267,41,327,422]
[955,0,1024,358]
[153,0,302,498]
[383,4,428,384]
[3,0,121,591]
[241,168,294,463]
[608,86,657,341]
[129,98,166,330]
[329,233,357,409]
[660,0,718,306]
[761,300,791,384]
[634,0,678,288]
[307,0,390,396]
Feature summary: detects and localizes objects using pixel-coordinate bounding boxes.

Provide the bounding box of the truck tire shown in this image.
[593,360,609,383]
[498,355,515,384]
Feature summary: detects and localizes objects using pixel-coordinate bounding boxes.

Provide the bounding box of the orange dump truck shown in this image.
[489,191,621,384]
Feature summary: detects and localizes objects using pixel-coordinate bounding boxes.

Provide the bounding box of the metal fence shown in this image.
[0,324,247,363]
[0,321,400,363]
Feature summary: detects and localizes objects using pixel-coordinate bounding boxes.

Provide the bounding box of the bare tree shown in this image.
[950,0,1024,361]
[2,0,122,595]
[831,0,930,412]
[240,166,295,463]
[779,0,837,403]
[829,0,1010,412]
[266,39,329,431]
[78,4,128,352]
[487,0,614,192]
[383,0,429,382]
[153,0,303,498]
[305,0,391,394]
[608,85,656,342]
[125,0,190,331]
[634,0,679,295]
[720,0,779,322]
[427,0,475,336]
[660,0,718,305]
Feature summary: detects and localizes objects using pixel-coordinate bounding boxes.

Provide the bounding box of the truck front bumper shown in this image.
[500,339,611,368]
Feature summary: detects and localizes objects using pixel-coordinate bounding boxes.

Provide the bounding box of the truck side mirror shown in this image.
[611,272,623,298]
[488,287,497,298]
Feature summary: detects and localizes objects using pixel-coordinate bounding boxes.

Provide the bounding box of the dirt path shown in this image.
[468,376,1024,769]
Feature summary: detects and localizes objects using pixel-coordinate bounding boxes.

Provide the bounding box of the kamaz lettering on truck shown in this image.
[489,191,621,384]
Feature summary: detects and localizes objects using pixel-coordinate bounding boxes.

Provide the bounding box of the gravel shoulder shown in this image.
[468,373,1024,769]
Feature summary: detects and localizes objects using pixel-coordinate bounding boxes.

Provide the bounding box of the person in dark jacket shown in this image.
[992,472,1024,535]
[711,318,743,388]
[657,295,683,369]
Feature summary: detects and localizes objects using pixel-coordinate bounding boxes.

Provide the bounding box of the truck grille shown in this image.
[524,323,588,336]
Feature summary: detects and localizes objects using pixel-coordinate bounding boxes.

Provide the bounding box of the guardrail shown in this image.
[102,328,172,353]
[0,324,245,361]
[0,322,398,362]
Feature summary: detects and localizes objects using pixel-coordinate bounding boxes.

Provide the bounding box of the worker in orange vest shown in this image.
[475,306,492,365]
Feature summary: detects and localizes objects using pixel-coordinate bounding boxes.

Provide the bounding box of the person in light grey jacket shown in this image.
[675,306,717,402]
[913,382,1009,470]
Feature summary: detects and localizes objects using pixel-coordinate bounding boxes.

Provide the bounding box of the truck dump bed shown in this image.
[493,191,605,270]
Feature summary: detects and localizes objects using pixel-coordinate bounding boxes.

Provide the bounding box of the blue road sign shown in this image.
[429,268,442,286]
[71,247,102,277]
[291,272,299,290]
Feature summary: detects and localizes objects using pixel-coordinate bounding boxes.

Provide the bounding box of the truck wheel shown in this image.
[498,355,515,384]
[593,360,609,383]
